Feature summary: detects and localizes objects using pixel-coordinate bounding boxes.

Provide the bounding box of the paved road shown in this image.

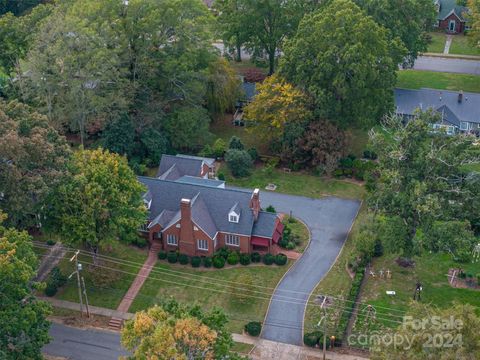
[258,191,361,345]
[44,323,128,360]
[413,56,480,75]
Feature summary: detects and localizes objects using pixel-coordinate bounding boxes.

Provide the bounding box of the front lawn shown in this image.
[427,32,446,53]
[129,261,292,333]
[352,252,480,337]
[223,165,365,200]
[449,35,480,56]
[397,70,480,93]
[53,242,148,310]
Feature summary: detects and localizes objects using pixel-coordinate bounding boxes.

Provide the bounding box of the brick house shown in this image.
[435,0,468,33]
[138,176,284,256]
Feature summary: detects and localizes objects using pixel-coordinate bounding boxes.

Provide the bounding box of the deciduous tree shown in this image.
[280,0,404,127]
[0,100,71,228]
[0,211,52,359]
[206,58,241,117]
[468,0,480,49]
[368,111,480,258]
[45,148,146,263]
[244,75,312,143]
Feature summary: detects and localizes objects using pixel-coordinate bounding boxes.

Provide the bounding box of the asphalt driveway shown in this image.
[258,191,361,345]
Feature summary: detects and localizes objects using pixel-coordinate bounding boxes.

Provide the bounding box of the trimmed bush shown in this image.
[239,253,251,266]
[215,247,231,260]
[227,252,240,265]
[44,282,58,297]
[167,251,178,264]
[203,256,212,268]
[179,254,189,265]
[191,256,201,268]
[247,147,259,161]
[158,251,167,260]
[286,242,295,250]
[275,253,288,266]
[265,205,276,213]
[251,252,261,263]
[217,172,225,181]
[213,256,226,269]
[46,239,56,246]
[279,239,288,248]
[244,321,262,337]
[263,253,275,265]
[229,136,245,150]
[303,331,322,347]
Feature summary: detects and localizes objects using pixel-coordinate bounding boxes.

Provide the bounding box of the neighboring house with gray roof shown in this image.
[138,177,283,256]
[394,88,480,135]
[156,154,216,180]
[434,0,468,33]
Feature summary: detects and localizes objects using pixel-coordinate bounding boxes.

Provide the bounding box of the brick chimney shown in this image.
[179,198,195,255]
[458,90,463,103]
[250,188,260,221]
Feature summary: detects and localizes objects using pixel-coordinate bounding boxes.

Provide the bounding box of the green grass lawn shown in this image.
[231,342,255,354]
[303,204,365,334]
[223,165,365,200]
[129,261,292,333]
[54,242,148,310]
[427,32,447,53]
[352,252,480,337]
[449,35,480,56]
[397,70,480,93]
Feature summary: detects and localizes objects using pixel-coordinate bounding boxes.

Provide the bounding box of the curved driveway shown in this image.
[258,191,361,345]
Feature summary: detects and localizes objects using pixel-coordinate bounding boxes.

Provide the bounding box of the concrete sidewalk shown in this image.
[233,334,369,360]
[39,297,134,320]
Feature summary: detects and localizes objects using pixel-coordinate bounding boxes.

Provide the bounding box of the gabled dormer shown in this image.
[228,203,240,223]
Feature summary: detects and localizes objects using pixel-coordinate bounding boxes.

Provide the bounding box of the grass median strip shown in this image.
[397,70,480,93]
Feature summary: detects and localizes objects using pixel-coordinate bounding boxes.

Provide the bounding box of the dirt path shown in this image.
[35,242,67,282]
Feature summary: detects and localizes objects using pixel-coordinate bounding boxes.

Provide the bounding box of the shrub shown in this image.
[217,172,225,181]
[228,136,244,150]
[133,237,147,248]
[191,256,201,268]
[227,252,240,265]
[241,68,267,83]
[158,251,167,260]
[212,138,227,158]
[239,253,251,266]
[279,239,289,248]
[225,149,253,177]
[167,251,178,264]
[263,253,275,265]
[244,321,262,336]
[247,147,259,161]
[303,331,322,347]
[46,239,56,246]
[459,270,467,279]
[363,149,377,160]
[215,247,231,260]
[265,205,276,213]
[275,253,288,266]
[286,242,295,250]
[251,252,261,263]
[50,267,67,288]
[203,256,212,268]
[213,256,226,268]
[179,254,189,265]
[44,282,58,297]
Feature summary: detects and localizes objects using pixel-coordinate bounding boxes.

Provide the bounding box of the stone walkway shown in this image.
[108,241,161,329]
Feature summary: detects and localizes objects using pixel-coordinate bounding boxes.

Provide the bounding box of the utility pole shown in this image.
[81,276,90,318]
[69,250,84,317]
[317,296,328,360]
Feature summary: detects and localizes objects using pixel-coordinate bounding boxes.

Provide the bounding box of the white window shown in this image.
[460,122,469,131]
[197,239,208,251]
[229,214,239,223]
[225,234,240,246]
[166,234,178,246]
[447,126,455,135]
[143,199,151,210]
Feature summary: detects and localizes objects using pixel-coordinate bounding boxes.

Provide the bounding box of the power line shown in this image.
[36,251,404,325]
[33,242,412,316]
[34,248,406,324]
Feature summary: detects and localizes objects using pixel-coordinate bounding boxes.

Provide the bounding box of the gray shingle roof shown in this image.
[437,0,467,21]
[252,211,278,238]
[176,175,225,188]
[157,155,203,179]
[138,177,272,238]
[175,154,215,167]
[148,209,177,229]
[394,88,480,125]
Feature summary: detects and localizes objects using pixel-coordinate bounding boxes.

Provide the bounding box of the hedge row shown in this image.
[157,249,288,269]
[334,267,365,346]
